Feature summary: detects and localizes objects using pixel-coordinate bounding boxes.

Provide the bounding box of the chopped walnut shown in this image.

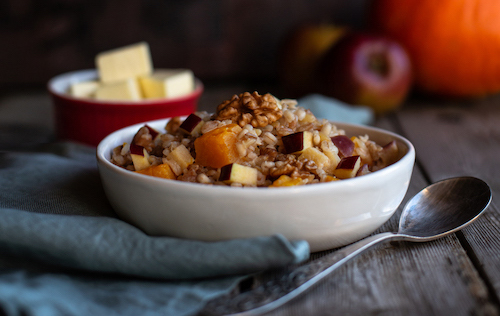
[270,164,295,178]
[215,91,283,128]
[269,155,320,180]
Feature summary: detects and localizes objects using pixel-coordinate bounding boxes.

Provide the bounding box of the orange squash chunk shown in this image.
[270,175,304,187]
[136,163,176,180]
[194,124,242,168]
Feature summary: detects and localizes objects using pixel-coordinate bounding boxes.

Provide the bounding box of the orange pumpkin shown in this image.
[136,164,176,180]
[194,124,242,168]
[370,0,500,97]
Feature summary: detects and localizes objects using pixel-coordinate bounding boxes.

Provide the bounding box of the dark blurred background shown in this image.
[0,0,369,90]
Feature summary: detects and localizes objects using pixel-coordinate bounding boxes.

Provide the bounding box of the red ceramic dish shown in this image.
[48,69,203,147]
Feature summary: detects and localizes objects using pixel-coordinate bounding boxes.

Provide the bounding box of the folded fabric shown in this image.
[299,94,374,125]
[0,143,309,316]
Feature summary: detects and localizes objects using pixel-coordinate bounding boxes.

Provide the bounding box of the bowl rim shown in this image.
[96,117,416,196]
[47,68,204,106]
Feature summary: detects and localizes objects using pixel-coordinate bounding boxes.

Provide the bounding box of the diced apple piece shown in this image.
[356,164,371,177]
[320,138,341,171]
[145,125,160,140]
[167,144,194,170]
[132,125,160,151]
[130,144,151,171]
[299,147,331,170]
[219,163,258,186]
[322,149,341,172]
[350,136,373,166]
[270,175,304,187]
[194,123,242,168]
[333,155,361,179]
[136,163,176,180]
[331,135,355,158]
[282,131,313,154]
[379,140,399,166]
[179,113,203,136]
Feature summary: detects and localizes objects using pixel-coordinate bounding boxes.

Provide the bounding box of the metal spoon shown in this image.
[228,176,492,316]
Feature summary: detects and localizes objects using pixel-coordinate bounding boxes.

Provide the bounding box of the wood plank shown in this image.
[200,114,498,315]
[397,95,500,297]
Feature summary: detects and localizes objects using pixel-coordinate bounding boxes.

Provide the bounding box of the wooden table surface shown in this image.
[1,86,499,316]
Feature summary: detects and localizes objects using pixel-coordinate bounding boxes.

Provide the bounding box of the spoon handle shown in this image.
[226,232,398,316]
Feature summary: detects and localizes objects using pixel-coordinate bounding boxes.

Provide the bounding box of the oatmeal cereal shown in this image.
[110,91,401,187]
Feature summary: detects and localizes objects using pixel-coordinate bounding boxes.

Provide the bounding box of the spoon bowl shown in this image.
[398,176,492,239]
[229,176,492,316]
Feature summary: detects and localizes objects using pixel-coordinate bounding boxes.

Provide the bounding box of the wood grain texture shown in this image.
[397,96,500,301]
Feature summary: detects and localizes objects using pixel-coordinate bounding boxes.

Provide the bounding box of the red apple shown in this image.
[318,31,412,114]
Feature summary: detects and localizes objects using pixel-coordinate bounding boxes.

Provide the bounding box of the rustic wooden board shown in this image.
[397,96,500,301]
[200,109,498,315]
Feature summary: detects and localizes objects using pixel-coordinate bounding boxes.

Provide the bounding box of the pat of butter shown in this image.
[139,69,194,99]
[96,42,153,84]
[95,78,142,101]
[69,80,100,98]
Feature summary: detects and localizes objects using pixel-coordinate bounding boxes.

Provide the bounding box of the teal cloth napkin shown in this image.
[0,143,309,316]
[299,94,374,125]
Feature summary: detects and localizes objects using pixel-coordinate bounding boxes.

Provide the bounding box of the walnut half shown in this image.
[215,91,283,128]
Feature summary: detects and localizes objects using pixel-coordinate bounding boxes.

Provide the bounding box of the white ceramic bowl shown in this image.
[97,119,415,252]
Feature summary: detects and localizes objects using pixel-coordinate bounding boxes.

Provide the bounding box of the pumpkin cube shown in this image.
[135,163,176,180]
[270,175,304,187]
[194,124,243,168]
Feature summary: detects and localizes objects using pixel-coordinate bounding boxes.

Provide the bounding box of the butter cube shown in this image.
[69,80,100,98]
[95,78,142,101]
[139,69,194,99]
[96,42,153,84]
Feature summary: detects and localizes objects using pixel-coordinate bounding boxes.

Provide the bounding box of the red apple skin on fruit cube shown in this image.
[130,144,151,171]
[331,135,355,158]
[129,144,144,156]
[179,114,203,135]
[380,140,399,165]
[356,163,370,177]
[220,163,258,186]
[333,155,361,179]
[282,131,313,154]
[145,125,159,140]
